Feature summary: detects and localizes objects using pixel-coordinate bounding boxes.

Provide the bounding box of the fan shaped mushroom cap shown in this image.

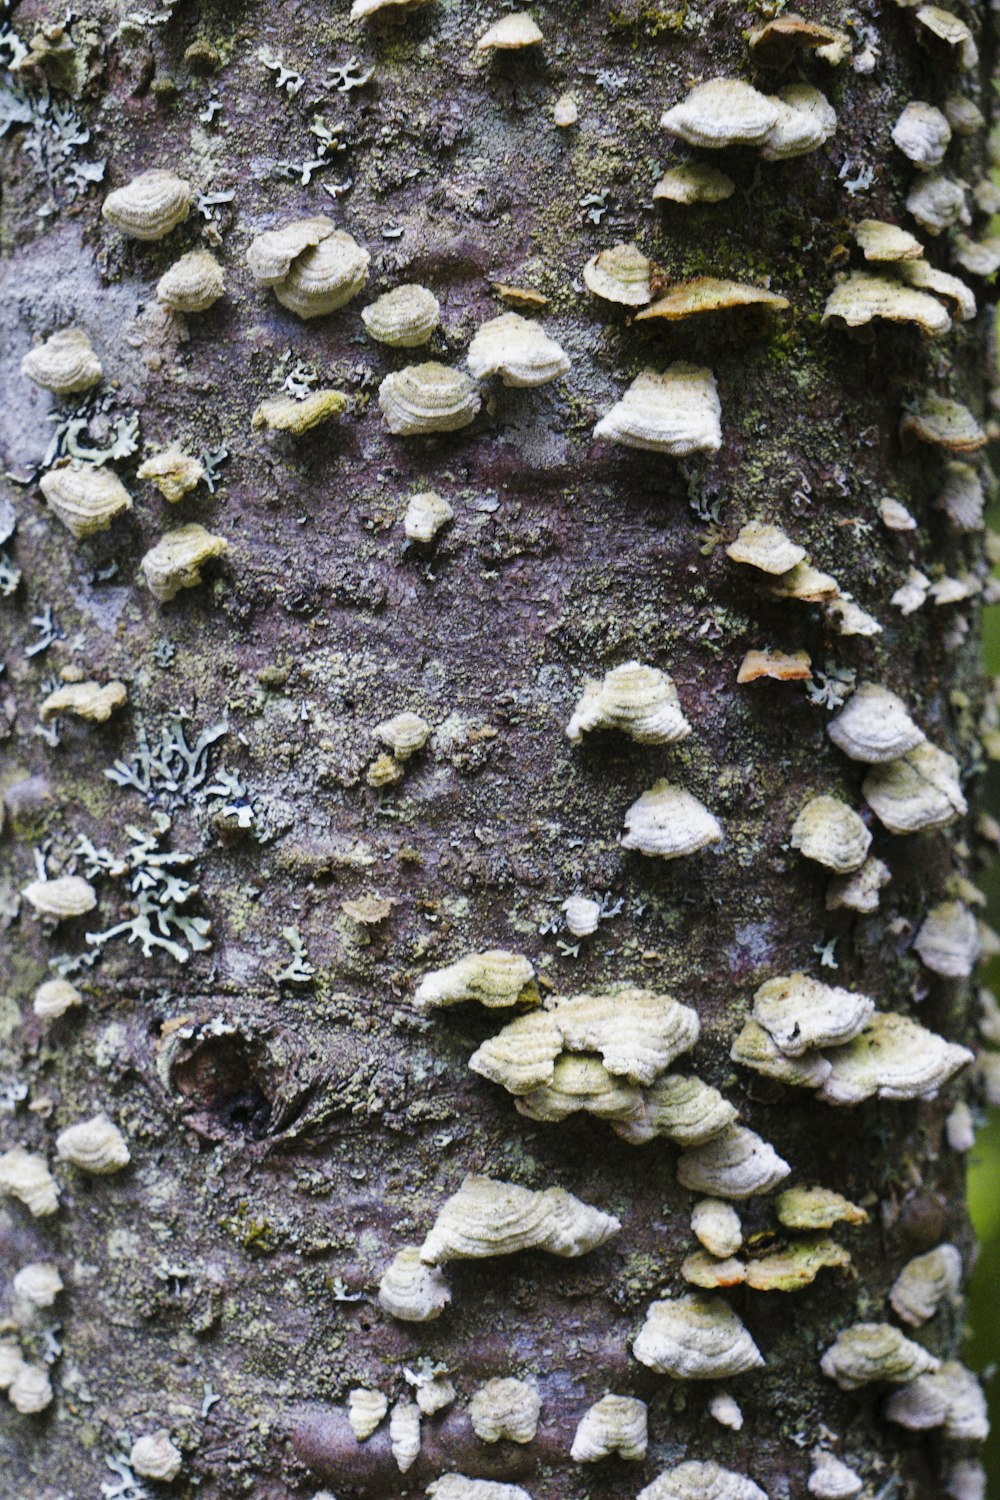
[691,1198,743,1258]
[378,1245,451,1322]
[583,242,653,306]
[379,362,481,435]
[661,79,780,148]
[790,796,872,873]
[39,465,132,539]
[141,524,228,602]
[102,169,192,239]
[416,950,537,1010]
[570,1394,648,1461]
[594,365,722,456]
[22,328,102,395]
[820,1322,939,1389]
[613,1074,737,1147]
[22,874,97,919]
[419,1175,620,1263]
[676,1125,791,1199]
[348,1388,388,1440]
[884,1360,989,1440]
[889,1243,963,1325]
[362,283,440,347]
[633,1294,764,1378]
[638,1462,767,1500]
[913,900,980,977]
[828,684,925,763]
[566,662,691,744]
[863,743,966,833]
[467,312,570,387]
[469,1378,540,1444]
[0,1148,59,1216]
[55,1112,130,1174]
[157,250,225,312]
[752,973,875,1054]
[818,1012,973,1104]
[622,780,723,858]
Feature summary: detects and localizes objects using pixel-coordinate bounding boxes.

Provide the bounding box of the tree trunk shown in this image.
[1,2,995,1497]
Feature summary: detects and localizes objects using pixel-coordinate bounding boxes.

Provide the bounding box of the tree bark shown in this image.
[0,2,995,1498]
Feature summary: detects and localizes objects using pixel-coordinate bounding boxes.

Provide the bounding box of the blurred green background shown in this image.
[968,536,1000,1484]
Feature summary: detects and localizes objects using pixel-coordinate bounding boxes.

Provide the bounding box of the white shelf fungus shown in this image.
[0,1149,59,1216]
[248,218,369,317]
[22,328,102,395]
[157,249,225,312]
[570,1394,647,1462]
[819,1012,973,1103]
[760,85,837,160]
[467,313,570,387]
[653,163,735,206]
[405,490,454,544]
[33,977,83,1019]
[826,856,892,914]
[40,465,132,539]
[469,1378,540,1444]
[637,278,788,326]
[102,169,192,239]
[820,1322,939,1389]
[378,1246,451,1322]
[594,365,721,456]
[884,1360,989,1440]
[351,0,434,16]
[613,1074,737,1147]
[251,391,347,435]
[775,1186,867,1231]
[752,973,875,1054]
[790,795,872,874]
[362,284,440,347]
[730,1020,832,1089]
[892,101,952,168]
[822,272,951,336]
[676,1125,791,1199]
[863,743,966,833]
[633,1294,763,1379]
[562,895,601,938]
[417,1375,456,1416]
[553,93,578,127]
[427,1479,531,1500]
[9,1362,53,1414]
[516,1056,642,1125]
[889,1243,962,1325]
[682,1250,745,1289]
[744,1236,851,1292]
[0,1339,23,1388]
[900,394,985,452]
[130,1432,183,1483]
[946,1100,976,1153]
[22,874,96,920]
[583,242,653,306]
[566,662,690,745]
[938,462,985,531]
[808,1450,863,1499]
[914,6,977,69]
[419,1175,620,1264]
[726,522,805,575]
[944,1460,986,1500]
[638,1461,767,1500]
[141,524,228,602]
[379,362,481,435]
[763,560,840,603]
[906,174,970,236]
[691,1199,742,1258]
[55,1112,130,1174]
[913,900,980,977]
[416,950,537,1010]
[13,1262,63,1308]
[902,260,975,322]
[828,683,924,763]
[880,496,919,533]
[854,220,924,263]
[622,780,722,859]
[348,1388,388,1440]
[376,710,431,759]
[137,445,205,502]
[476,13,544,50]
[389,1400,420,1472]
[661,79,779,148]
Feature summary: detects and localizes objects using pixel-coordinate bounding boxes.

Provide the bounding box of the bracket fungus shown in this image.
[476,13,544,51]
[378,1246,451,1322]
[638,1462,767,1500]
[9,1363,53,1415]
[137,445,206,502]
[737,648,812,683]
[594,365,721,456]
[661,79,780,148]
[419,1175,620,1264]
[515,1055,643,1124]
[390,1400,420,1472]
[637,278,789,328]
[622,781,723,859]
[938,462,985,531]
[789,795,872,874]
[726,522,806,576]
[562,895,601,938]
[913,900,980,977]
[570,1394,648,1462]
[251,391,347,435]
[376,711,431,759]
[677,1125,790,1199]
[351,0,434,16]
[808,1451,864,1499]
[157,249,225,313]
[906,174,970,236]
[889,1243,963,1326]
[744,1236,851,1292]
[583,242,653,306]
[892,101,952,169]
[884,1360,989,1440]
[682,1250,746,1289]
[404,490,453,544]
[901,259,975,321]
[775,1186,867,1231]
[130,1432,183,1483]
[21,328,102,395]
[102,169,193,239]
[633,1294,763,1379]
[379,362,481,435]
[565,662,691,745]
[863,743,966,833]
[0,1149,59,1216]
[730,1019,832,1089]
[613,1073,737,1147]
[141,524,228,602]
[13,1262,62,1309]
[914,5,978,70]
[416,950,537,1010]
[33,977,82,1019]
[362,284,440,347]
[827,683,924,763]
[854,219,924,263]
[427,1480,531,1500]
[22,873,96,919]
[822,272,951,336]
[348,1389,388,1441]
[469,1378,540,1444]
[820,1322,939,1390]
[248,219,369,318]
[56,1112,130,1174]
[752,973,875,1055]
[40,679,127,723]
[749,15,851,68]
[691,1198,743,1258]
[653,163,735,206]
[901,395,985,453]
[826,856,892,914]
[39,465,132,539]
[467,313,570,387]
[818,1012,973,1104]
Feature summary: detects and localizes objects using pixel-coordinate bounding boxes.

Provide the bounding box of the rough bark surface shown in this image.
[0,2,995,1498]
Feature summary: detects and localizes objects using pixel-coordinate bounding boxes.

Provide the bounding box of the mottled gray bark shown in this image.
[0,2,996,1498]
